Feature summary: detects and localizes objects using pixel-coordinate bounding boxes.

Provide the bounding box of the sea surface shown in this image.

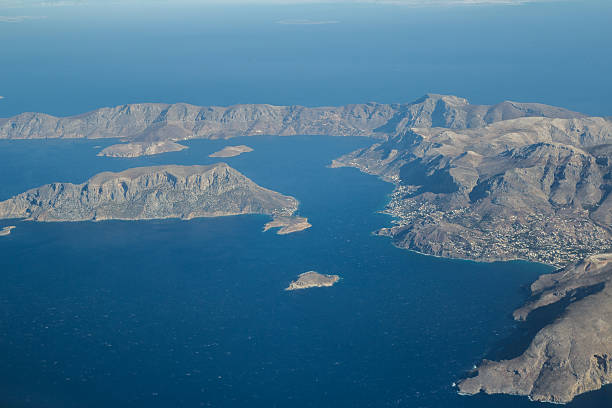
[0,136,610,407]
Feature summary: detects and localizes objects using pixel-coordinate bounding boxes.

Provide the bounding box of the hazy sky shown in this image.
[0,0,552,8]
[1,0,610,116]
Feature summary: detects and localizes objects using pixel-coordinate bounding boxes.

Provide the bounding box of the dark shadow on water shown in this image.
[485,282,606,362]
[462,282,612,407]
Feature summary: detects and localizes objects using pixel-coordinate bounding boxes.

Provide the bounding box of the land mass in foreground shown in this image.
[0,163,300,224]
[457,254,612,404]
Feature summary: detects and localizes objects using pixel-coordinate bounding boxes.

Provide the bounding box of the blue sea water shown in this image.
[0,136,610,407]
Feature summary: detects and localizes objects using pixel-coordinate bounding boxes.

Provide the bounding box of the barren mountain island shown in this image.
[2,94,612,403]
[0,163,305,230]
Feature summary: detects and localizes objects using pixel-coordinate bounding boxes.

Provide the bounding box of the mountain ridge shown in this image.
[0,94,586,141]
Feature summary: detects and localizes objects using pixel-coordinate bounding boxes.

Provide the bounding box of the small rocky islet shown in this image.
[0,225,15,237]
[209,145,253,158]
[285,271,340,291]
[97,141,188,158]
[457,254,612,404]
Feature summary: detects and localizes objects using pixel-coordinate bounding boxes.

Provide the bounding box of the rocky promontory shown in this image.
[457,254,612,403]
[285,271,340,291]
[0,164,299,222]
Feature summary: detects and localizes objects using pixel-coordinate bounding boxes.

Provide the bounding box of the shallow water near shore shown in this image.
[0,136,610,407]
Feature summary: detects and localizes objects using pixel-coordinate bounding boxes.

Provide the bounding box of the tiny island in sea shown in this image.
[209,145,253,158]
[285,271,340,291]
[0,225,16,237]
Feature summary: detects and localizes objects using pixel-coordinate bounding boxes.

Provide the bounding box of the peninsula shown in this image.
[263,215,311,235]
[0,163,300,222]
[285,271,340,291]
[209,145,253,158]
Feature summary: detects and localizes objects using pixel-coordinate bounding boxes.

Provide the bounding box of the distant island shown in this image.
[263,215,311,235]
[1,94,584,142]
[0,163,301,223]
[276,19,340,25]
[97,141,188,157]
[0,226,15,236]
[209,145,253,158]
[285,271,340,291]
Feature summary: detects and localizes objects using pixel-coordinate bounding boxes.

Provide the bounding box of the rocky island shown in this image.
[285,271,340,291]
[0,225,15,236]
[0,94,584,142]
[209,145,253,158]
[263,215,311,235]
[457,254,612,403]
[97,141,188,157]
[0,163,300,222]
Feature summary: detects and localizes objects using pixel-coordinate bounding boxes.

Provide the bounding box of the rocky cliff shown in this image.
[0,163,298,222]
[0,94,584,141]
[329,104,612,403]
[457,254,612,403]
